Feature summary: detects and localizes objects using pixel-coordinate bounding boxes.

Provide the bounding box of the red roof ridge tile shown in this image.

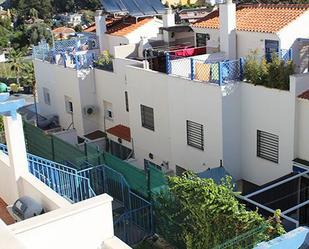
[298,89,309,100]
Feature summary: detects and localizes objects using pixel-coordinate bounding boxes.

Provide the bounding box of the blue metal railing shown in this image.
[78,163,153,245]
[0,144,96,202]
[0,143,153,245]
[165,48,293,86]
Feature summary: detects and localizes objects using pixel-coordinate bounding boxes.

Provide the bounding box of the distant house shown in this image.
[57,13,82,27]
[52,27,76,40]
[191,4,309,61]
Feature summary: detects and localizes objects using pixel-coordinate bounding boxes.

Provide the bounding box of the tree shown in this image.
[154,173,285,249]
[25,23,52,46]
[9,49,24,84]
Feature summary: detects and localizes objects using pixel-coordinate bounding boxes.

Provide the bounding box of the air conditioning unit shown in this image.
[83,105,97,117]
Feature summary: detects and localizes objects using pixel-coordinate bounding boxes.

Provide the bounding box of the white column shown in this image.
[95,10,108,53]
[4,114,28,182]
[219,0,237,60]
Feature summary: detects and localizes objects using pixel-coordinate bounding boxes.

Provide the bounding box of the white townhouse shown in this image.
[33,1,309,193]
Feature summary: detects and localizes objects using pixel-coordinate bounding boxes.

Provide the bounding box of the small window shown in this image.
[43,88,51,105]
[65,96,73,113]
[141,105,154,131]
[106,109,113,119]
[196,33,207,47]
[257,130,279,163]
[125,91,129,112]
[187,120,204,151]
[103,100,113,120]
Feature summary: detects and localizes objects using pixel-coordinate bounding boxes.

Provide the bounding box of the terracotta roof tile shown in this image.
[107,125,131,142]
[106,17,153,37]
[0,198,15,225]
[298,89,309,100]
[52,27,75,34]
[192,4,309,33]
[83,17,152,37]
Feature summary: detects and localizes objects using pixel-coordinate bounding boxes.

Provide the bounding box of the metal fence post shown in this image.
[190,58,195,80]
[75,55,80,70]
[166,53,171,74]
[219,61,223,86]
[288,48,293,61]
[239,57,244,80]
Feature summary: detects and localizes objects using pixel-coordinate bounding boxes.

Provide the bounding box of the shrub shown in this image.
[154,173,285,249]
[244,50,294,90]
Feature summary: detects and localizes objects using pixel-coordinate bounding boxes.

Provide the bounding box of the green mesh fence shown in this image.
[24,122,53,160]
[23,121,167,197]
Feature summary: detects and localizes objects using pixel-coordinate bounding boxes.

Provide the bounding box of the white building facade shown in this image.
[33,3,309,188]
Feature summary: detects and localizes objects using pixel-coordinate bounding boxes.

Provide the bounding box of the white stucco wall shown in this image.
[125,19,162,44]
[191,28,284,58]
[9,194,130,249]
[127,66,223,172]
[222,83,241,179]
[296,98,309,162]
[236,31,279,58]
[95,58,144,133]
[18,174,71,211]
[34,61,87,135]
[240,83,295,185]
[277,10,309,50]
[0,152,16,204]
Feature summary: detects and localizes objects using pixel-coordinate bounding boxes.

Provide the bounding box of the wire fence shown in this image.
[165,48,293,86]
[166,54,244,86]
[32,37,99,70]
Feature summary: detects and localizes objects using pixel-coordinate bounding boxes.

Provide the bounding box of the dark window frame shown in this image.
[196,33,207,47]
[141,105,154,131]
[257,130,279,164]
[125,91,129,112]
[186,120,204,151]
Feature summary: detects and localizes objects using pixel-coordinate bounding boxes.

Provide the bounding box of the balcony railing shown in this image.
[0,143,153,246]
[165,48,293,86]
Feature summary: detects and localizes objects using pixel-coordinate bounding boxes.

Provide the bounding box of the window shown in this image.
[65,96,73,113]
[125,91,129,112]
[43,88,51,105]
[103,100,113,120]
[187,120,204,151]
[257,130,279,163]
[196,33,207,47]
[141,105,154,131]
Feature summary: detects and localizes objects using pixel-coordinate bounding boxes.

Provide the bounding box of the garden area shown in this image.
[243,50,294,91]
[138,173,286,249]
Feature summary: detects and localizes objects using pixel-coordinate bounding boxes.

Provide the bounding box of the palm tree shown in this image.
[9,49,24,85]
[21,62,39,126]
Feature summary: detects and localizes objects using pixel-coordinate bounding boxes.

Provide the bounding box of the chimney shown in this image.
[163,8,175,28]
[163,8,175,43]
[219,0,237,60]
[95,10,107,52]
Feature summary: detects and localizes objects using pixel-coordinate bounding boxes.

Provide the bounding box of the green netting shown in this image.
[24,122,53,160]
[23,121,167,197]
[52,135,86,169]
[102,152,148,196]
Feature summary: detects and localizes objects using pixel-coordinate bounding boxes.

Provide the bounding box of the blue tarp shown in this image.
[197,167,234,185]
